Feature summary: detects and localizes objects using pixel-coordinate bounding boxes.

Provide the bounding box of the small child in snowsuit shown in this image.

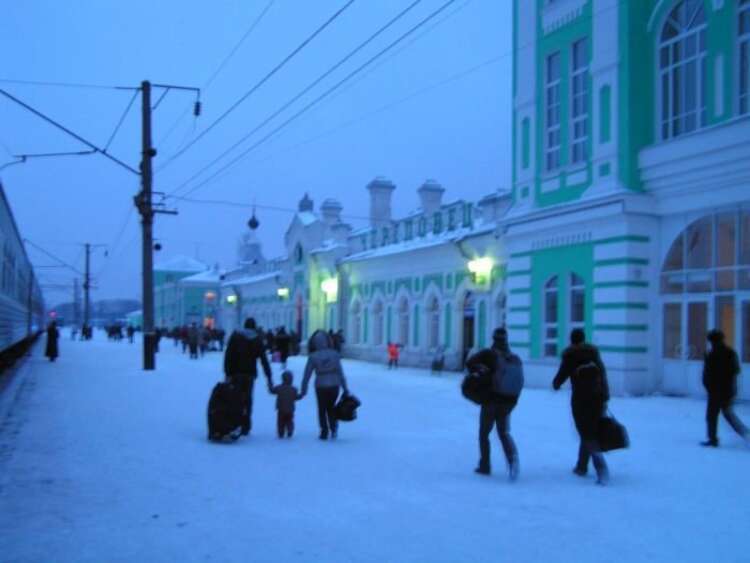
[269,370,302,438]
[387,342,400,369]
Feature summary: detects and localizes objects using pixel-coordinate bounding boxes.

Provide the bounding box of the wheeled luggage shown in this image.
[207,381,244,441]
[598,412,630,452]
[334,393,361,422]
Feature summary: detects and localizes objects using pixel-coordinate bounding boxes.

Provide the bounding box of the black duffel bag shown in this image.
[461,367,492,405]
[334,393,361,422]
[598,411,630,452]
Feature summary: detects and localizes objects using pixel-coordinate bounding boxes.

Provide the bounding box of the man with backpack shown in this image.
[553,329,610,485]
[701,329,748,447]
[465,327,523,481]
[224,318,273,436]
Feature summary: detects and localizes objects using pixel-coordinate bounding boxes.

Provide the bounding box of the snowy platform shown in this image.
[1,335,749,562]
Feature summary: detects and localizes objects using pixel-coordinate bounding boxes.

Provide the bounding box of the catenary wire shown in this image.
[104,89,139,152]
[165,0,425,197]
[169,0,459,201]
[156,0,357,173]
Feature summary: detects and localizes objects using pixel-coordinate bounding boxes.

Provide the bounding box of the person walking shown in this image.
[268,370,303,438]
[45,321,59,362]
[701,329,748,447]
[553,328,610,485]
[275,327,291,369]
[300,329,350,440]
[224,318,273,436]
[387,342,400,369]
[465,327,522,480]
[187,324,200,359]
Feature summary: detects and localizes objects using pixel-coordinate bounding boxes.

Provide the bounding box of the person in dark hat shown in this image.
[701,329,748,447]
[553,328,610,485]
[465,327,522,481]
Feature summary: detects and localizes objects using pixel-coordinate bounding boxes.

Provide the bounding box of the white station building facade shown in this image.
[206,0,750,398]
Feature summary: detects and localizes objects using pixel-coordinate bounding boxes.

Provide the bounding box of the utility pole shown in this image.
[73,278,81,328]
[83,243,91,335]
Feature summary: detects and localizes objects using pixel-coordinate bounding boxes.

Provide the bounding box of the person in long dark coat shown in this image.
[701,329,748,447]
[553,328,610,485]
[45,321,59,362]
[275,327,291,369]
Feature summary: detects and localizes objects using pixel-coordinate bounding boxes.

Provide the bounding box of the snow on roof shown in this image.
[154,255,208,273]
[220,271,280,288]
[297,211,319,226]
[310,240,347,254]
[180,269,222,285]
[342,224,494,264]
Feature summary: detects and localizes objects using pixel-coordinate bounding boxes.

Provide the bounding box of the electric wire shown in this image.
[168,0,459,201]
[165,0,425,197]
[103,89,139,152]
[0,78,128,90]
[23,238,85,276]
[156,0,357,173]
[154,0,276,161]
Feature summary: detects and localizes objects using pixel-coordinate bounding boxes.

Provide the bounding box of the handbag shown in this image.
[334,393,361,422]
[597,410,630,452]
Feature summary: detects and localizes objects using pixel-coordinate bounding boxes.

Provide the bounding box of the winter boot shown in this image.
[508,456,520,482]
[700,439,719,447]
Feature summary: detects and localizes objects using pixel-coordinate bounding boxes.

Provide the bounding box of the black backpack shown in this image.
[461,365,492,405]
[573,361,603,397]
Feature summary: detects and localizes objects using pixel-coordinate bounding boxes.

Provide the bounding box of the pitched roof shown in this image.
[154,255,208,273]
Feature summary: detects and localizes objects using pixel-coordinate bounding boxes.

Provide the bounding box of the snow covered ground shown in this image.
[1,334,749,563]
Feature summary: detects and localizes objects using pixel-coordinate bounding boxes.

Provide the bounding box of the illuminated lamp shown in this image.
[226,294,238,305]
[277,287,290,299]
[204,291,216,301]
[320,278,339,303]
[467,257,494,284]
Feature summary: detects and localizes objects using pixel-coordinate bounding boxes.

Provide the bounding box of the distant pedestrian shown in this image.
[701,329,748,447]
[127,325,135,344]
[387,342,400,369]
[553,329,610,485]
[224,318,273,436]
[465,328,522,480]
[300,330,350,440]
[216,328,226,351]
[45,321,59,362]
[275,327,291,369]
[187,324,200,359]
[268,370,302,438]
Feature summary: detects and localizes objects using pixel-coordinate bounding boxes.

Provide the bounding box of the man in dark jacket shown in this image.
[553,329,610,485]
[701,329,748,447]
[465,327,521,481]
[224,318,273,436]
[275,327,291,369]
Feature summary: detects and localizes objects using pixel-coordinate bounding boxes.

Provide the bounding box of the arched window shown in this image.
[661,210,750,362]
[659,0,707,139]
[495,293,507,329]
[351,301,362,345]
[740,0,750,114]
[398,297,410,346]
[373,301,384,346]
[544,276,559,357]
[570,273,585,333]
[428,296,440,349]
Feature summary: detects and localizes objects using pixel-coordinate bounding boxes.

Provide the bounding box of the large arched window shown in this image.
[740,0,750,114]
[570,273,585,334]
[373,301,384,346]
[544,276,559,357]
[398,297,410,346]
[661,210,750,362]
[350,301,362,345]
[427,296,440,349]
[659,0,707,139]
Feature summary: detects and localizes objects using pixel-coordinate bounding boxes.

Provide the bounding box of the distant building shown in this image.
[153,255,212,328]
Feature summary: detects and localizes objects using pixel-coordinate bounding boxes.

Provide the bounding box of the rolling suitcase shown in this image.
[207,381,244,442]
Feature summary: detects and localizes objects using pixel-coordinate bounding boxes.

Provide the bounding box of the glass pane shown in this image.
[715,270,735,291]
[716,213,737,266]
[741,211,750,264]
[660,46,669,68]
[743,302,750,363]
[739,268,750,289]
[686,216,712,269]
[687,302,708,359]
[685,33,696,58]
[661,273,685,294]
[662,74,670,127]
[663,303,682,359]
[545,343,557,357]
[664,234,684,271]
[715,296,735,349]
[570,289,585,323]
[687,271,712,292]
[545,291,558,323]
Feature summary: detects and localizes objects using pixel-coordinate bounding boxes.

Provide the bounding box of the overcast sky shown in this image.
[0,0,512,305]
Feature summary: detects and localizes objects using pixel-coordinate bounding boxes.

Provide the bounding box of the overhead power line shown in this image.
[0,78,127,90]
[169,0,459,201]
[23,238,84,276]
[166,0,424,197]
[156,0,357,172]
